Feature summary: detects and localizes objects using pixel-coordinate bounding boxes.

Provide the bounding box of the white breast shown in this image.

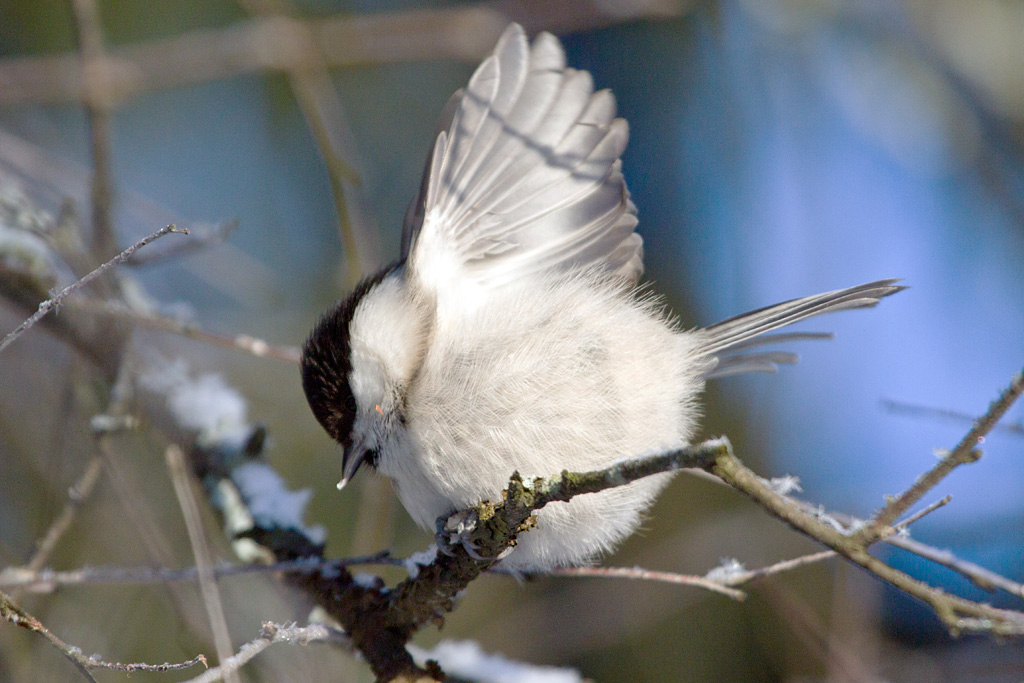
[376,270,706,570]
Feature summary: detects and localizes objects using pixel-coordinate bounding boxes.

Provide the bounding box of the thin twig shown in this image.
[95,362,180,567]
[549,566,747,600]
[893,495,952,528]
[126,220,240,266]
[70,0,117,261]
[716,551,838,586]
[858,368,1024,541]
[887,535,1024,598]
[179,622,347,683]
[290,70,364,280]
[0,554,398,592]
[0,224,188,354]
[16,353,138,596]
[66,296,301,362]
[23,456,103,574]
[882,398,1024,436]
[709,448,1024,636]
[166,444,239,683]
[1,588,207,679]
[1,588,96,682]
[706,497,953,588]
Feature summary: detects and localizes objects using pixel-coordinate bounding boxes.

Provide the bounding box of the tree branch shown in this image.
[857,367,1024,541]
[549,566,747,600]
[70,0,117,261]
[882,398,1024,436]
[179,622,348,683]
[0,2,694,106]
[0,554,397,593]
[65,296,301,362]
[0,224,187,354]
[708,446,1024,636]
[166,444,239,683]
[1,589,207,680]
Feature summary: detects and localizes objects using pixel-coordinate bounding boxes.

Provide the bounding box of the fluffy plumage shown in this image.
[300,24,904,571]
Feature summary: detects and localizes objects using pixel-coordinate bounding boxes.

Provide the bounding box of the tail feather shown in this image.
[698,279,905,378]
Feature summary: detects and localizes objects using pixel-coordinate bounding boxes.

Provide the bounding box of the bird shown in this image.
[300,23,904,571]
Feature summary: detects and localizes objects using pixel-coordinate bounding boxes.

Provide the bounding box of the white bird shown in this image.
[300,24,903,571]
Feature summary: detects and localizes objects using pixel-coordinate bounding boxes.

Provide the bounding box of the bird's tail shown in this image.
[697,279,905,379]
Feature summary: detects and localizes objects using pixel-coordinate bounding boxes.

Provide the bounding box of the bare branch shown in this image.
[22,456,103,574]
[237,0,377,280]
[714,552,838,587]
[508,439,731,510]
[13,345,135,596]
[125,220,239,266]
[1,588,97,682]
[549,566,747,600]
[70,0,116,260]
[709,449,1024,636]
[179,622,348,683]
[0,224,188,354]
[882,398,1024,436]
[886,535,1024,599]
[166,444,239,683]
[290,70,366,280]
[0,3,694,107]
[1,588,207,679]
[0,554,398,593]
[710,497,953,588]
[858,367,1024,541]
[378,440,729,634]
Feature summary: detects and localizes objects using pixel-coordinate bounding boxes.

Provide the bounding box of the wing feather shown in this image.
[404,24,642,301]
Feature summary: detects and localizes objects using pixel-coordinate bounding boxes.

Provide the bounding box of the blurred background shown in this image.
[1,0,1023,681]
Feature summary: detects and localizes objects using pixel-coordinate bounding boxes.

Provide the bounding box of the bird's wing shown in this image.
[402,23,641,306]
[699,279,906,378]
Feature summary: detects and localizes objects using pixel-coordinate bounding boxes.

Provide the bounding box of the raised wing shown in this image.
[403,24,642,302]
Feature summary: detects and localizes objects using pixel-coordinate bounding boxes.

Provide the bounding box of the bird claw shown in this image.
[435,508,516,562]
[436,509,490,561]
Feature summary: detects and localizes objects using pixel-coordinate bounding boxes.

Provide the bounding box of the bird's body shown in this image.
[366,268,703,569]
[300,24,903,571]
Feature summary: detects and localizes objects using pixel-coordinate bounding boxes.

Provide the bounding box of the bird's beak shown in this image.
[337,438,371,491]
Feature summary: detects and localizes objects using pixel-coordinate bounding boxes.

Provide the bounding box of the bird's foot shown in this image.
[435,508,512,562]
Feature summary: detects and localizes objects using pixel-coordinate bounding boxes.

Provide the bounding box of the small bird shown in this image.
[300,24,903,571]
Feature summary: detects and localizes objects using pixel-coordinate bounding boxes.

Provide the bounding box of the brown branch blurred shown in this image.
[883,397,1024,436]
[237,0,373,281]
[166,444,239,683]
[0,1,693,106]
[20,457,102,577]
[65,296,301,362]
[69,0,116,261]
